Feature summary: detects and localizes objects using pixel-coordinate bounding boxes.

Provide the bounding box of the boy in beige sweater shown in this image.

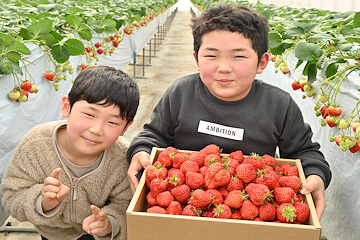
[1,65,139,240]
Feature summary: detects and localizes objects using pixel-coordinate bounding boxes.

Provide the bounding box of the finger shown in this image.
[50,168,62,179]
[128,174,139,194]
[90,205,101,216]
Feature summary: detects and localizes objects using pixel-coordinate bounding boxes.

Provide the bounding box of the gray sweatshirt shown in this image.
[127,73,331,188]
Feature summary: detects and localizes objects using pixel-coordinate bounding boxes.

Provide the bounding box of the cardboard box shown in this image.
[127,148,322,240]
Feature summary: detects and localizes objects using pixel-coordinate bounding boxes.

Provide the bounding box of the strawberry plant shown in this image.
[0,0,177,101]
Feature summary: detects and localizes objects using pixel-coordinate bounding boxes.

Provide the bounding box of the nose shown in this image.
[89,121,104,135]
[217,59,232,73]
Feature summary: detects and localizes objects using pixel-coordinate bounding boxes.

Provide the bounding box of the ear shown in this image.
[256,52,269,74]
[193,52,199,69]
[119,120,134,136]
[61,96,71,118]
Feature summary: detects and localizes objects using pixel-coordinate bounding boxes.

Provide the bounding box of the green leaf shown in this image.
[345,36,360,43]
[334,42,353,51]
[65,15,81,29]
[36,12,52,20]
[268,32,282,49]
[51,45,69,63]
[353,12,360,28]
[308,33,338,41]
[28,19,53,38]
[50,30,64,41]
[40,33,56,46]
[295,42,321,61]
[7,41,31,55]
[5,51,21,62]
[307,63,317,84]
[326,63,338,78]
[19,28,34,40]
[78,30,92,41]
[63,39,85,56]
[283,39,296,44]
[0,33,15,53]
[286,27,305,37]
[37,4,57,12]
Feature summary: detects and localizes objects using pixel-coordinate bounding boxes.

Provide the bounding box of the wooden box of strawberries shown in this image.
[126,145,322,240]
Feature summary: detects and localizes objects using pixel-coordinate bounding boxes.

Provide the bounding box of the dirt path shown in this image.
[123,10,198,142]
[0,10,197,240]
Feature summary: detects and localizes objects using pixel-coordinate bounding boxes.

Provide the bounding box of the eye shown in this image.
[235,55,245,58]
[84,113,94,117]
[109,121,119,125]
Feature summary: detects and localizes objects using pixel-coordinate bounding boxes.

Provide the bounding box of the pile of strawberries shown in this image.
[145,144,310,224]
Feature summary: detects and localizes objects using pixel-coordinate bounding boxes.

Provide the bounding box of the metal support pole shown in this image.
[133,52,136,80]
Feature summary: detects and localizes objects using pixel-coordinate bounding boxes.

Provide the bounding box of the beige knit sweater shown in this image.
[0,121,133,240]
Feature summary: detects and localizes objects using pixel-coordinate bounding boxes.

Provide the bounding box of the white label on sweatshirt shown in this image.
[197,120,244,141]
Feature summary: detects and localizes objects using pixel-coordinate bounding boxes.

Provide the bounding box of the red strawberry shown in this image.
[212,203,232,219]
[157,149,176,168]
[199,144,220,156]
[218,186,229,199]
[204,162,230,189]
[259,203,276,221]
[171,184,191,203]
[245,183,272,206]
[352,121,360,132]
[223,157,240,176]
[283,166,299,177]
[326,116,337,127]
[279,176,302,193]
[145,162,168,188]
[182,204,201,216]
[189,152,206,167]
[146,192,158,206]
[320,105,329,118]
[294,193,305,203]
[185,172,204,189]
[180,160,200,175]
[97,49,104,54]
[256,169,279,190]
[294,202,310,223]
[20,80,32,91]
[147,206,166,214]
[349,141,360,153]
[188,189,212,209]
[273,187,296,203]
[231,210,242,220]
[291,81,300,90]
[95,42,101,48]
[203,154,221,167]
[229,150,244,164]
[156,191,174,208]
[203,208,215,218]
[172,152,188,168]
[274,163,291,175]
[243,153,266,170]
[199,166,208,177]
[270,55,277,62]
[150,177,169,197]
[226,176,245,192]
[224,190,245,209]
[44,71,55,81]
[240,200,259,220]
[236,163,257,183]
[167,169,185,188]
[205,189,223,206]
[277,203,297,223]
[328,105,342,116]
[263,154,277,167]
[166,201,183,215]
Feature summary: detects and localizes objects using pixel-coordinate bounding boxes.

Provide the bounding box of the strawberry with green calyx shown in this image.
[20,80,32,91]
[224,190,247,209]
[18,90,29,102]
[44,71,55,81]
[29,84,37,93]
[320,119,327,127]
[229,150,244,164]
[270,55,277,62]
[327,105,342,116]
[189,152,206,167]
[157,148,176,168]
[167,169,185,188]
[278,176,302,193]
[205,189,223,206]
[283,165,299,177]
[150,177,169,197]
[313,102,321,111]
[188,189,212,209]
[226,176,245,191]
[231,210,242,220]
[320,105,329,118]
[277,203,297,223]
[291,81,300,90]
[279,62,290,74]
[338,119,350,130]
[255,168,279,190]
[182,204,201,216]
[8,89,20,101]
[94,42,101,48]
[172,152,189,168]
[318,93,329,104]
[245,183,272,206]
[263,154,277,167]
[352,121,360,133]
[243,152,266,170]
[204,154,221,167]
[299,79,307,92]
[145,162,168,188]
[171,184,191,203]
[204,162,230,189]
[349,140,360,153]
[212,203,232,219]
[236,163,257,183]
[325,116,337,127]
[293,202,310,223]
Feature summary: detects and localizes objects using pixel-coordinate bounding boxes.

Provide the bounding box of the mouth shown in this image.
[83,137,99,145]
[217,79,233,86]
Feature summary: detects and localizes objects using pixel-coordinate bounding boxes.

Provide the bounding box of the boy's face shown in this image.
[194,30,269,102]
[60,97,132,163]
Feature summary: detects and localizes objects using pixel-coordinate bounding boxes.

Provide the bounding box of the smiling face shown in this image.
[194,30,269,102]
[58,97,132,165]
